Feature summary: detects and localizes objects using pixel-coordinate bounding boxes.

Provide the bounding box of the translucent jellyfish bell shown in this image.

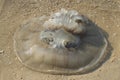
[14,9,108,74]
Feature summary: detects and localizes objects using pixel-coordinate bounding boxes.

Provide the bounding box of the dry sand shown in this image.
[0,0,120,80]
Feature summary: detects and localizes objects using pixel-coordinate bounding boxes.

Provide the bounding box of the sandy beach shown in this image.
[0,0,120,80]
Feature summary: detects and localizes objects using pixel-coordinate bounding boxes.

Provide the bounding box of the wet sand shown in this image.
[0,0,120,80]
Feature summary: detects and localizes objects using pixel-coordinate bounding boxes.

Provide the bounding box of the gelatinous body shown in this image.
[14,9,108,74]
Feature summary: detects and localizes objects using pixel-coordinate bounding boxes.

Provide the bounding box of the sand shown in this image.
[0,0,120,80]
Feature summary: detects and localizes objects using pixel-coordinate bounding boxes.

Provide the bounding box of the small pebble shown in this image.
[0,50,4,54]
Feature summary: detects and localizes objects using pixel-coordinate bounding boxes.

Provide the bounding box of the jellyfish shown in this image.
[14,9,108,74]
